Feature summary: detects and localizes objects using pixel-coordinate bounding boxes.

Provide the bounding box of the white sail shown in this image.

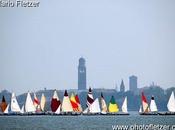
[150,96,158,112]
[55,105,61,114]
[122,97,128,113]
[83,107,88,114]
[89,98,101,113]
[11,92,21,112]
[25,92,36,113]
[61,90,73,112]
[4,104,9,114]
[20,105,24,114]
[167,92,175,112]
[40,93,46,112]
[139,105,142,113]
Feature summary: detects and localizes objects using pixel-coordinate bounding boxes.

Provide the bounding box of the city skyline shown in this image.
[0,57,173,94]
[1,0,175,94]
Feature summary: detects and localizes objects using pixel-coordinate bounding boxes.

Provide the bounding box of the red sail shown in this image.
[141,92,148,103]
[51,99,61,112]
[75,95,80,104]
[0,96,7,112]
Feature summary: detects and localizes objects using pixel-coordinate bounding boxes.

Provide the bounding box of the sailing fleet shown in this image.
[0,88,175,116]
[139,91,175,115]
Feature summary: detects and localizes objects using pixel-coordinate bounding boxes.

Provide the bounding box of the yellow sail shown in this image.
[108,96,119,113]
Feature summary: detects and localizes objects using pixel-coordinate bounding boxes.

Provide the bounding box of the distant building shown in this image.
[129,75,137,92]
[120,80,125,92]
[78,57,86,90]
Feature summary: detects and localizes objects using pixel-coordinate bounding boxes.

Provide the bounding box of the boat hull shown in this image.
[139,112,158,115]
[158,112,175,115]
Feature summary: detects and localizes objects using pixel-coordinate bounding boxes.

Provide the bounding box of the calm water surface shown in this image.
[0,113,175,130]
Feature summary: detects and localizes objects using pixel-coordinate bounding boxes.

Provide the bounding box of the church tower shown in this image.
[120,79,125,93]
[78,57,86,90]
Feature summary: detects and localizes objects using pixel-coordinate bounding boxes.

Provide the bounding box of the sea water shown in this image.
[0,113,175,130]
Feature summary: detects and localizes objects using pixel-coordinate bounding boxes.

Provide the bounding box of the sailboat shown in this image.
[149,95,158,114]
[70,93,81,114]
[121,97,129,115]
[89,98,101,114]
[86,88,94,108]
[139,92,158,115]
[75,94,82,112]
[108,96,119,115]
[33,93,40,112]
[51,90,61,114]
[40,93,46,112]
[165,91,175,115]
[25,92,36,114]
[0,96,8,113]
[10,92,21,114]
[61,90,73,114]
[83,87,94,114]
[100,93,107,114]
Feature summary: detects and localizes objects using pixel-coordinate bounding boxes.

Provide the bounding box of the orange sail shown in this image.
[75,94,82,112]
[0,96,8,112]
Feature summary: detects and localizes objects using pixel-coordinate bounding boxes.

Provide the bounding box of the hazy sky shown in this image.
[0,0,175,94]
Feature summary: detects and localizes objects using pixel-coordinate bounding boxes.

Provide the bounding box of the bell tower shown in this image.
[78,57,86,90]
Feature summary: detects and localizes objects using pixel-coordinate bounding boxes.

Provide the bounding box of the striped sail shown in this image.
[55,105,61,114]
[0,96,7,112]
[70,93,79,112]
[62,90,73,112]
[40,93,46,112]
[25,92,36,113]
[167,91,175,112]
[108,96,119,113]
[141,92,150,113]
[86,88,94,108]
[89,98,101,113]
[11,92,21,112]
[51,90,61,112]
[33,93,40,111]
[150,95,158,112]
[100,93,107,114]
[75,94,82,112]
[122,97,128,113]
